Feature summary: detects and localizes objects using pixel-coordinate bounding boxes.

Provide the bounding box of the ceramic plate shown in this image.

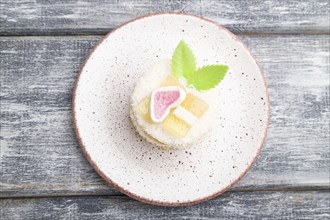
[73,13,269,206]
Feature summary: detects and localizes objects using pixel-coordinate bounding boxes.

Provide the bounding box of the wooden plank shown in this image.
[0,191,329,219]
[0,0,329,35]
[0,35,329,198]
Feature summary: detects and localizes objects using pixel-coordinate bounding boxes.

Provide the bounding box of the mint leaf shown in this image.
[171,40,228,91]
[171,40,197,80]
[189,65,228,91]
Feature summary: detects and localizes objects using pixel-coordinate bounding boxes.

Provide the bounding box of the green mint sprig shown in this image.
[171,40,228,91]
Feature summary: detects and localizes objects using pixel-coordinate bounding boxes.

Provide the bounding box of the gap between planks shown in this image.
[1,187,329,200]
[0,33,330,41]
[0,31,330,37]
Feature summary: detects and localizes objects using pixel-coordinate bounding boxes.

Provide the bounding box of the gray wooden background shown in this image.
[0,1,329,219]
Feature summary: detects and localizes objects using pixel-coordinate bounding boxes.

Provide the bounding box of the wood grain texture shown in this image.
[1,35,329,198]
[1,191,329,219]
[0,0,329,36]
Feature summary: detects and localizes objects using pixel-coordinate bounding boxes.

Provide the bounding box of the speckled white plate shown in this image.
[73,13,269,206]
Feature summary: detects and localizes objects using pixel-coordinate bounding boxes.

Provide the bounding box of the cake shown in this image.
[130,40,228,149]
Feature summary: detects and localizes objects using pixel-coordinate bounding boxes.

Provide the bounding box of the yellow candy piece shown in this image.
[162,114,191,138]
[161,75,185,90]
[135,97,152,123]
[180,93,209,117]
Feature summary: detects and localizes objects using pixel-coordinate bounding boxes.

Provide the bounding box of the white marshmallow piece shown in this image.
[173,106,198,125]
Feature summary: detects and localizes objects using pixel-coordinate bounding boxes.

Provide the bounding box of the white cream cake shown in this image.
[130,60,217,149]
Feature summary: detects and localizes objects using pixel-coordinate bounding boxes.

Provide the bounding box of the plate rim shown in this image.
[72,12,270,206]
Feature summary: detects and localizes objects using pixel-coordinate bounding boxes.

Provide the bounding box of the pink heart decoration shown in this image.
[150,86,186,123]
